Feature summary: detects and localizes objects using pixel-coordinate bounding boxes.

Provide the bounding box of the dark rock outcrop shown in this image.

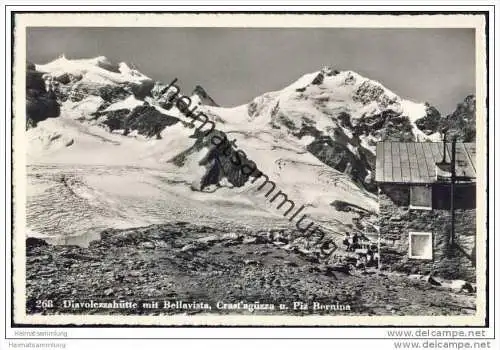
[172,128,258,190]
[352,81,397,108]
[151,81,176,110]
[100,109,131,131]
[100,105,179,139]
[311,72,324,85]
[192,85,219,107]
[197,131,255,189]
[26,62,60,128]
[415,103,442,135]
[96,85,130,104]
[124,105,179,138]
[307,137,370,186]
[291,106,418,191]
[128,80,155,100]
[377,110,416,142]
[26,237,49,249]
[441,95,476,142]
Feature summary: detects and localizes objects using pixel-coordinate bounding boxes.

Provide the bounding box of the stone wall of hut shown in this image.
[379,183,476,282]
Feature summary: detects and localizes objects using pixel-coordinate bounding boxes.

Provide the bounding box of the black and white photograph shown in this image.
[7,11,491,330]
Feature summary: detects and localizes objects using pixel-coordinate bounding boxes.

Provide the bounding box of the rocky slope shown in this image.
[26,223,476,316]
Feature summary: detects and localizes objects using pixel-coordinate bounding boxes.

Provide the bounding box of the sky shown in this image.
[26,27,475,115]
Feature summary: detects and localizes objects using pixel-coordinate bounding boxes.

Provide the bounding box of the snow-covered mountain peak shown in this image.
[37,54,115,72]
[272,68,400,111]
[192,67,441,199]
[228,68,434,134]
[35,55,152,86]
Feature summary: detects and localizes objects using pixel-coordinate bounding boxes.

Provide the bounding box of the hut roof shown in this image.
[375,142,476,183]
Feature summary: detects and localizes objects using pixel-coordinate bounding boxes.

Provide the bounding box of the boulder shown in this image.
[26,237,49,249]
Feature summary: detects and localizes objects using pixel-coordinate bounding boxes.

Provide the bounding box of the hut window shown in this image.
[408,232,433,260]
[410,185,432,210]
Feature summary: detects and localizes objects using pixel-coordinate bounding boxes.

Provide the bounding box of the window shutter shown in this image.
[410,186,432,209]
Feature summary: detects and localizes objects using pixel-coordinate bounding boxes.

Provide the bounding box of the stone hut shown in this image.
[375,140,476,281]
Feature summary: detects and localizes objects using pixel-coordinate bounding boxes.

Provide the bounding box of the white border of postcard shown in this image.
[7,10,493,331]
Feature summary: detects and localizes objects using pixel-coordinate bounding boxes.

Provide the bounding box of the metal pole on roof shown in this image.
[449,137,457,247]
[441,132,448,163]
[377,228,381,270]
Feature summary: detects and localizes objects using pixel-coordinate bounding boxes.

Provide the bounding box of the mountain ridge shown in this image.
[25,55,474,248]
[25,56,452,190]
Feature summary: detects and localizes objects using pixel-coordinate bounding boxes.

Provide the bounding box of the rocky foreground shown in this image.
[26,222,476,316]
